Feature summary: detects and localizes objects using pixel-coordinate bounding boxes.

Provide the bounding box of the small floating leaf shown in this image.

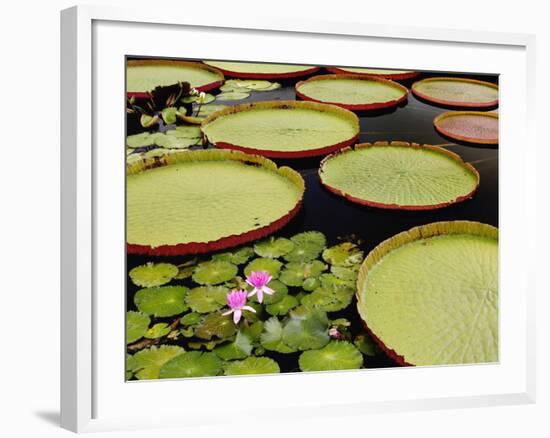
[221,79,274,91]
[302,277,320,291]
[134,286,189,317]
[212,246,255,265]
[279,260,326,287]
[182,93,215,104]
[319,273,355,289]
[322,242,364,267]
[161,107,178,125]
[265,294,299,316]
[126,311,150,344]
[144,322,171,339]
[282,308,330,351]
[192,260,238,285]
[241,320,264,342]
[254,237,295,258]
[260,317,297,353]
[330,265,359,282]
[301,286,355,313]
[258,279,288,305]
[224,357,280,376]
[194,104,228,118]
[284,231,327,262]
[128,345,185,380]
[299,341,363,372]
[129,262,179,287]
[244,258,283,279]
[354,334,380,357]
[180,312,202,326]
[194,312,237,340]
[216,91,250,101]
[166,125,202,138]
[185,285,228,313]
[159,351,222,378]
[214,331,253,360]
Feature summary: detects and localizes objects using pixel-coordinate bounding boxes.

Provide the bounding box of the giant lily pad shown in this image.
[127,60,224,97]
[326,66,420,80]
[319,142,479,210]
[296,74,408,111]
[299,341,363,372]
[127,345,185,380]
[356,221,498,366]
[434,111,498,145]
[127,150,305,255]
[134,286,189,317]
[159,351,222,378]
[201,101,359,158]
[129,262,178,287]
[411,77,498,108]
[224,357,280,376]
[203,61,319,79]
[185,285,228,313]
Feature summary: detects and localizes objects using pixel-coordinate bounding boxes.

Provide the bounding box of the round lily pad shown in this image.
[129,262,179,287]
[299,341,363,372]
[326,67,420,80]
[213,331,253,361]
[411,77,498,108]
[256,279,288,305]
[281,308,330,350]
[301,285,355,312]
[330,265,359,282]
[166,125,202,139]
[201,101,359,158]
[182,93,216,104]
[319,142,480,210]
[434,111,498,145]
[220,79,276,91]
[296,74,408,111]
[279,260,325,287]
[215,91,250,101]
[260,317,297,353]
[127,132,199,150]
[126,311,151,344]
[224,357,281,376]
[265,294,299,316]
[134,286,189,317]
[211,246,255,265]
[194,312,237,340]
[127,150,305,255]
[283,231,327,262]
[356,221,498,366]
[185,285,228,313]
[127,59,224,97]
[244,257,283,279]
[203,61,319,79]
[192,260,238,285]
[144,322,171,339]
[254,237,295,258]
[322,242,364,267]
[128,345,185,380]
[159,351,222,378]
[194,104,228,119]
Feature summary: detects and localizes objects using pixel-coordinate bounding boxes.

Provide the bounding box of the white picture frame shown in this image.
[60,5,537,433]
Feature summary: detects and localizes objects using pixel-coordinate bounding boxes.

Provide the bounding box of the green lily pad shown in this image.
[319,273,355,289]
[180,312,202,326]
[354,334,380,357]
[129,262,179,287]
[224,357,280,376]
[265,294,299,316]
[241,320,264,342]
[192,260,238,285]
[126,132,154,148]
[356,221,498,366]
[159,351,223,379]
[281,308,330,350]
[144,322,171,339]
[260,317,297,353]
[299,341,363,372]
[216,91,250,101]
[182,93,215,104]
[162,107,178,125]
[244,258,283,279]
[194,312,237,340]
[221,79,274,91]
[322,242,364,267]
[330,265,359,282]
[174,265,195,280]
[128,345,185,380]
[126,132,199,150]
[256,279,288,305]
[126,311,151,344]
[194,104,228,118]
[213,331,253,360]
[279,260,326,287]
[187,338,226,350]
[211,246,255,265]
[254,236,295,258]
[185,285,228,313]
[203,61,318,79]
[134,286,189,317]
[283,231,327,262]
[301,285,355,313]
[166,125,202,139]
[302,277,320,291]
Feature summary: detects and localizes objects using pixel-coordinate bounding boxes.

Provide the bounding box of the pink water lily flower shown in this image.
[246,271,274,303]
[222,290,256,324]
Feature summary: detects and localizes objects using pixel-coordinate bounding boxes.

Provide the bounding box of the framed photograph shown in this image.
[60,5,536,433]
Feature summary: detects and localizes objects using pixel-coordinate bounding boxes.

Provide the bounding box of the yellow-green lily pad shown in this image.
[224,357,280,376]
[299,341,362,372]
[134,286,189,317]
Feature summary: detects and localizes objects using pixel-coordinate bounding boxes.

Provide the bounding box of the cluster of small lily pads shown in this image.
[126,231,381,380]
[126,79,281,165]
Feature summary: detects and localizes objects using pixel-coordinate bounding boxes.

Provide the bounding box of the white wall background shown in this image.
[0,0,547,436]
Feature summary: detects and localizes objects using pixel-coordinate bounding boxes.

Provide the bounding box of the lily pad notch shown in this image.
[127,150,305,256]
[201,100,360,158]
[126,59,225,99]
[295,74,409,111]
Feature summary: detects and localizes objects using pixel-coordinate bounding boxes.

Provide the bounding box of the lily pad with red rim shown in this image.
[126,59,225,98]
[326,66,420,81]
[356,221,498,366]
[127,150,305,256]
[296,74,408,111]
[203,61,320,79]
[434,111,499,145]
[319,142,480,210]
[201,101,360,158]
[411,77,498,108]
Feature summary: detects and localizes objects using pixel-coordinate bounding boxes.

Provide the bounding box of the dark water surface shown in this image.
[126,70,498,371]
